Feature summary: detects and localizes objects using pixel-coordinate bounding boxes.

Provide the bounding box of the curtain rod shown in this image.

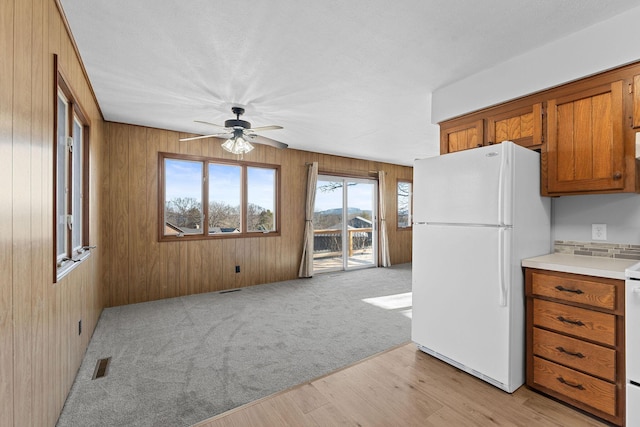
[304,162,385,176]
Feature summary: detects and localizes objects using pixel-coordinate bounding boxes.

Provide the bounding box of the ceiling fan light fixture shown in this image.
[182,106,286,150]
[222,135,254,155]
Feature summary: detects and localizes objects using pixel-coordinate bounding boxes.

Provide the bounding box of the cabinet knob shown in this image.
[487,141,494,145]
[477,143,483,148]
[613,172,622,180]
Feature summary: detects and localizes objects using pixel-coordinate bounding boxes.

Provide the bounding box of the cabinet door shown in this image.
[439,119,483,154]
[487,103,542,149]
[546,81,625,194]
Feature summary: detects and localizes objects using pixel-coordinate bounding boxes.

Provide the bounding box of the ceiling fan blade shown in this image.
[194,120,227,128]
[250,125,283,132]
[179,132,232,142]
[246,134,288,149]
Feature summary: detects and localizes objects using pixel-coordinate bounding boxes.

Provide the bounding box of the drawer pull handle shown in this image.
[557,316,584,327]
[555,285,583,295]
[557,376,585,390]
[556,346,585,358]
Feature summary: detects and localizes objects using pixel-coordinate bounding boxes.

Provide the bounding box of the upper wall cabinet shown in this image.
[545,81,625,194]
[439,61,640,196]
[440,103,542,154]
[487,103,542,149]
[440,119,483,153]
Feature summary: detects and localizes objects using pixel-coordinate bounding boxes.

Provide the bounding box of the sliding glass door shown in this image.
[313,175,377,273]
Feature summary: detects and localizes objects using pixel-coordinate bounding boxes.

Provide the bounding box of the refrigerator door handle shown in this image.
[498,228,509,307]
[497,143,508,226]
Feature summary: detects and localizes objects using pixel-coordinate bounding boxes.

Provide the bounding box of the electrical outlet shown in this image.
[592,224,607,241]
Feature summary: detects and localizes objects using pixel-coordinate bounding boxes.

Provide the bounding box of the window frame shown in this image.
[396,179,412,230]
[53,55,91,282]
[158,152,281,241]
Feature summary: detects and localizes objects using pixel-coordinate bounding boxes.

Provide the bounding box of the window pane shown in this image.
[208,163,241,234]
[164,159,203,235]
[56,92,68,259]
[397,181,412,228]
[313,179,344,272]
[71,116,83,251]
[247,167,276,232]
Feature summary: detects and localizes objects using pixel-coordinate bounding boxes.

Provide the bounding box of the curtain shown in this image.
[378,170,391,267]
[298,162,318,277]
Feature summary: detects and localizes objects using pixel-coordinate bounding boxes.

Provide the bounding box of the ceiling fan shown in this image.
[179,107,287,154]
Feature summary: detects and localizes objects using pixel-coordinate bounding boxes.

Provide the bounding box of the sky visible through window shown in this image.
[315,179,374,213]
[165,159,275,210]
[209,163,241,207]
[165,159,202,200]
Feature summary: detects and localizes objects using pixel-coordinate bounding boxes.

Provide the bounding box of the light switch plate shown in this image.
[592,224,607,241]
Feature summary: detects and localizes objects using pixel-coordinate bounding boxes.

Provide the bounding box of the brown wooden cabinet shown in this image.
[525,268,625,426]
[439,61,640,196]
[545,81,625,194]
[486,103,542,149]
[439,119,483,153]
[440,104,542,154]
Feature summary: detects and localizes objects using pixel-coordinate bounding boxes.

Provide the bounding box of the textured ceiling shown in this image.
[59,0,640,165]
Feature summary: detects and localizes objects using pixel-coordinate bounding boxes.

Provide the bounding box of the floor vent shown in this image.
[92,357,111,380]
[219,289,241,294]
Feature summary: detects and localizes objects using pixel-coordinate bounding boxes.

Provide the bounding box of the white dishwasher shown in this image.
[626,261,640,426]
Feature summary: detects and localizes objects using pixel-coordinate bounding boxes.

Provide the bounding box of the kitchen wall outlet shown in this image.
[235,265,240,273]
[592,224,607,241]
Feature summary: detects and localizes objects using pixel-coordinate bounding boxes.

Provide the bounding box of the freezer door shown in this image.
[413,142,513,226]
[412,224,520,390]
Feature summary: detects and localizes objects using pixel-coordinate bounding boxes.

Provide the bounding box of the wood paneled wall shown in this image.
[103,122,413,307]
[1,0,105,425]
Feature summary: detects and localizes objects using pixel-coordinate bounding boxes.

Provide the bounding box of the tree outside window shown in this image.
[160,153,279,240]
[397,180,412,229]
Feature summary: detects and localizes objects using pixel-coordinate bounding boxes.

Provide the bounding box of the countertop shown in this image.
[521,253,639,280]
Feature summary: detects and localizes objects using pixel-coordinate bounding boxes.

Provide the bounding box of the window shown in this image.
[160,153,279,240]
[397,180,412,229]
[54,57,90,281]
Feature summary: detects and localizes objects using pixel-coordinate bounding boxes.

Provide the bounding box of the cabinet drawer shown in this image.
[533,356,616,416]
[533,299,616,346]
[532,328,616,381]
[531,272,616,310]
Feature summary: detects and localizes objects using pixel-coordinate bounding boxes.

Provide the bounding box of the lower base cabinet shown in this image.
[525,268,625,426]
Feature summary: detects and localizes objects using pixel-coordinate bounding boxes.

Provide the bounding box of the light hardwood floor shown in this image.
[194,343,607,426]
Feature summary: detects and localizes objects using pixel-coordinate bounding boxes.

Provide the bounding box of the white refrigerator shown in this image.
[412,141,550,393]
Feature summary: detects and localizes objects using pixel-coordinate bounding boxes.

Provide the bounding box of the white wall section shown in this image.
[432,5,640,123]
[552,194,640,244]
